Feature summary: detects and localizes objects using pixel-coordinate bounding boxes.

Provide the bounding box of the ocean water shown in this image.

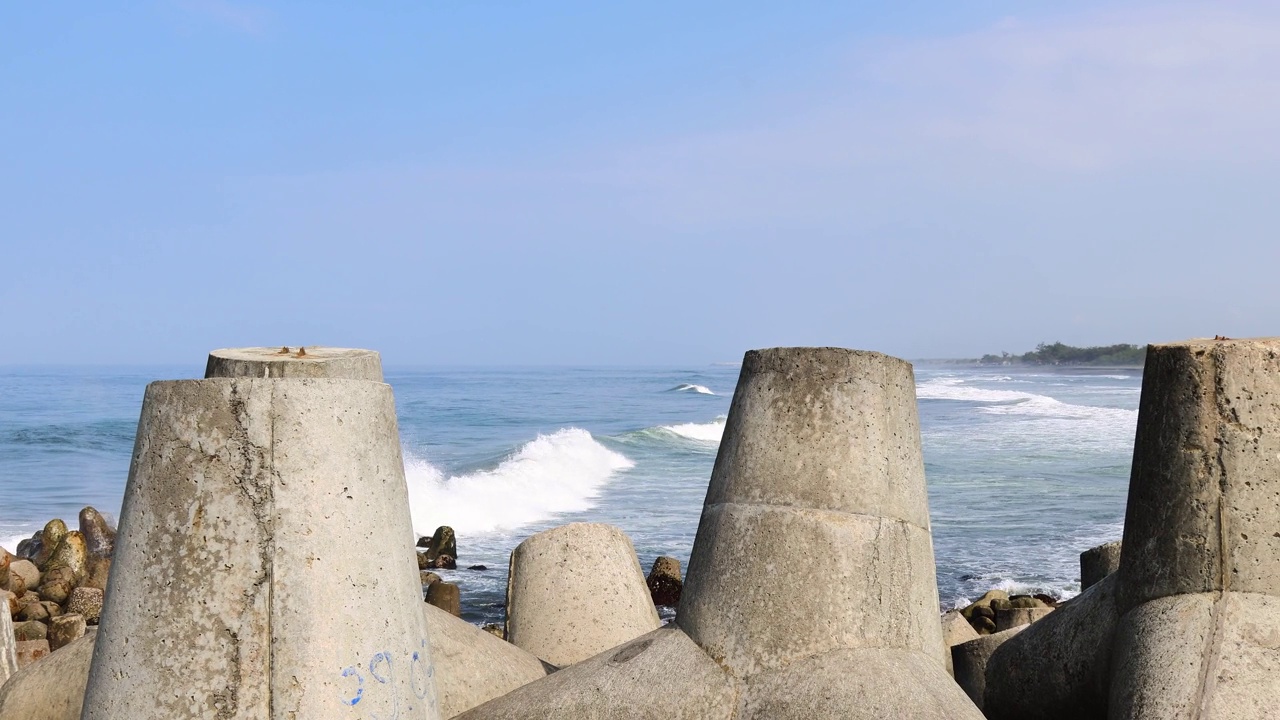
[0,362,1141,624]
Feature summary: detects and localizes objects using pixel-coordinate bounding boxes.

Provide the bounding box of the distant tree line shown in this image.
[978,342,1146,366]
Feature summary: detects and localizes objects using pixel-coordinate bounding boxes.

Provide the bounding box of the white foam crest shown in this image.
[660,417,726,443]
[917,378,1136,422]
[1,533,31,554]
[403,428,634,537]
[671,384,716,395]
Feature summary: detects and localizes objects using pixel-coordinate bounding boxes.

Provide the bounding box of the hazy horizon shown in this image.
[5,2,1277,365]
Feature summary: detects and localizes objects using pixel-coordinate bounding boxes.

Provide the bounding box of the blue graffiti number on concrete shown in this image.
[341,644,434,717]
[340,666,364,706]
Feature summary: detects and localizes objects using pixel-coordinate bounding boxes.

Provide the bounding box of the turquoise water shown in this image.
[0,362,1140,624]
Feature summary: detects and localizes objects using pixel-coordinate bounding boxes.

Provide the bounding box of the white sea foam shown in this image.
[660,417,726,443]
[671,384,716,395]
[1,533,31,554]
[402,428,634,537]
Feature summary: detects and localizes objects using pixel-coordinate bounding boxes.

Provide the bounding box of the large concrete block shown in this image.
[0,597,16,685]
[678,503,942,675]
[742,647,984,720]
[983,573,1119,720]
[681,348,946,678]
[1080,540,1121,591]
[702,347,932,529]
[82,378,438,719]
[422,603,551,718]
[458,348,981,720]
[504,522,659,667]
[951,626,1024,710]
[1118,338,1280,612]
[455,626,738,720]
[205,346,384,381]
[0,633,95,720]
[1110,591,1280,720]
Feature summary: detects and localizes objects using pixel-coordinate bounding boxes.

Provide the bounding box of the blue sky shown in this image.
[3,2,1278,365]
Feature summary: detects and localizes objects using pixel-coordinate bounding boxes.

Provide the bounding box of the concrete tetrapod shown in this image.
[205,346,384,381]
[81,378,439,719]
[0,633,96,720]
[422,603,553,718]
[984,338,1280,720]
[0,600,15,685]
[504,522,660,667]
[458,347,983,720]
[1108,338,1280,719]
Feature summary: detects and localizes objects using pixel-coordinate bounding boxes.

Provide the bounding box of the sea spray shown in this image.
[403,428,634,537]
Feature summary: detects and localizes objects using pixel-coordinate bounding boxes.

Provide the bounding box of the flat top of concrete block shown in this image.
[208,346,377,362]
[742,346,911,375]
[205,346,383,381]
[1149,337,1280,351]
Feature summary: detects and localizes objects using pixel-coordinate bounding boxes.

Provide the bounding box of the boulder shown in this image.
[505,523,660,667]
[8,560,39,592]
[43,532,88,586]
[0,634,95,719]
[2,590,17,618]
[951,626,1024,710]
[13,621,47,642]
[424,526,458,565]
[16,601,48,623]
[1079,541,1121,591]
[433,554,457,570]
[78,506,116,557]
[646,556,683,606]
[0,549,10,589]
[82,554,111,591]
[13,640,49,669]
[36,579,71,605]
[423,602,552,717]
[65,587,103,625]
[426,582,461,617]
[994,606,1053,631]
[48,613,86,651]
[32,520,67,568]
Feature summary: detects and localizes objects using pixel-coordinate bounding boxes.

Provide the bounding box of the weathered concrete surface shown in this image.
[952,626,1024,710]
[204,346,384,382]
[456,626,738,720]
[1080,540,1122,591]
[0,633,95,720]
[680,348,947,676]
[0,598,16,685]
[1110,591,1280,720]
[742,648,983,720]
[995,605,1054,631]
[458,348,981,720]
[82,378,438,720]
[983,573,1119,720]
[505,523,659,667]
[1117,338,1280,612]
[941,609,979,676]
[422,603,551,719]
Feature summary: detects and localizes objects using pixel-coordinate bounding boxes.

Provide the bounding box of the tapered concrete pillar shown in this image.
[82,378,438,719]
[1,598,16,685]
[457,348,983,720]
[205,346,384,381]
[504,523,659,667]
[1108,338,1280,719]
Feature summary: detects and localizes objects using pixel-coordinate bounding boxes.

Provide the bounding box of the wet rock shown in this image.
[1033,593,1059,607]
[82,555,111,591]
[426,581,462,617]
[468,565,488,571]
[646,556,683,607]
[48,614,87,652]
[17,602,49,623]
[33,520,68,568]
[78,507,115,557]
[44,532,88,585]
[421,571,442,589]
[14,639,49,669]
[417,550,430,570]
[1010,596,1047,609]
[989,598,1013,612]
[482,623,505,640]
[433,553,457,570]
[9,560,39,592]
[424,525,458,564]
[65,587,103,625]
[14,621,48,642]
[37,580,72,605]
[972,616,997,635]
